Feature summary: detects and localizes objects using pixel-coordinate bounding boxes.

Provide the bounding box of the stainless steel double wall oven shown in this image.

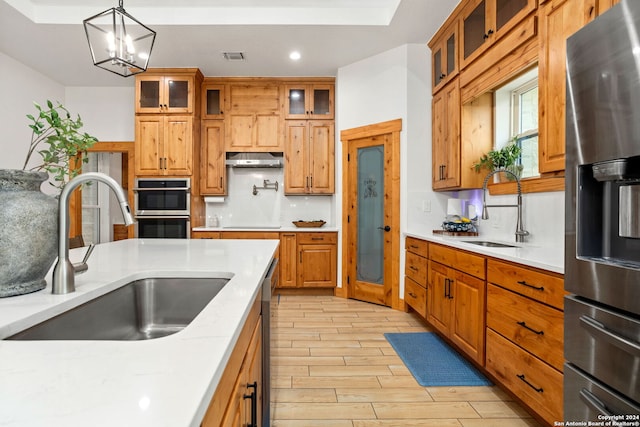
[565,0,640,421]
[134,178,190,239]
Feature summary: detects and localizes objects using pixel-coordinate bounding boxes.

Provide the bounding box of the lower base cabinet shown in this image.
[279,232,337,289]
[201,296,262,427]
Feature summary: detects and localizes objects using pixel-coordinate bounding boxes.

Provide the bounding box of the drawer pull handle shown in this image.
[516,374,543,393]
[580,315,640,357]
[517,280,544,291]
[516,321,544,335]
[579,388,613,417]
[408,292,417,298]
[410,245,419,249]
[311,237,324,241]
[409,266,418,271]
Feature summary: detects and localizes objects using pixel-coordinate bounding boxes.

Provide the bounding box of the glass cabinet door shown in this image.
[496,0,529,31]
[433,48,444,86]
[446,33,456,75]
[463,0,487,60]
[288,87,306,116]
[167,79,189,109]
[312,87,331,116]
[202,84,225,119]
[139,79,161,109]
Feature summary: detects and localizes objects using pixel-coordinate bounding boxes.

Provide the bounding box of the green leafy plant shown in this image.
[473,139,522,173]
[22,100,98,190]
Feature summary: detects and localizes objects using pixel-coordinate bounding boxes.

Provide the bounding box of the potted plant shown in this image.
[473,139,523,181]
[0,100,98,297]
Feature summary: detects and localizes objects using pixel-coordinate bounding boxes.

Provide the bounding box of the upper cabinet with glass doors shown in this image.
[201,83,225,120]
[460,0,537,69]
[429,17,460,94]
[135,69,202,114]
[284,84,334,119]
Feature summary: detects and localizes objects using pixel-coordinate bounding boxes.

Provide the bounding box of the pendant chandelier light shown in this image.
[83,0,156,77]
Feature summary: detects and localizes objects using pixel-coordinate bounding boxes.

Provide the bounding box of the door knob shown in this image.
[377,225,391,232]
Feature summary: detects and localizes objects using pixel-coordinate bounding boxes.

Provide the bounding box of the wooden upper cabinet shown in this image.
[284,84,334,119]
[429,18,459,94]
[432,79,461,190]
[226,84,283,151]
[201,83,225,119]
[135,71,201,114]
[460,0,537,69]
[284,120,334,194]
[538,0,596,174]
[200,120,226,195]
[135,115,194,176]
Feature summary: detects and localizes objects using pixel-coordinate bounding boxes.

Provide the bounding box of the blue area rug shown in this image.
[384,332,492,387]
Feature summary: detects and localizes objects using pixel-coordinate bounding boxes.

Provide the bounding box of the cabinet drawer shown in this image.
[404,277,427,318]
[486,329,563,425]
[487,259,564,310]
[405,237,428,257]
[192,231,221,239]
[297,232,337,244]
[405,251,427,285]
[487,284,564,371]
[429,243,485,279]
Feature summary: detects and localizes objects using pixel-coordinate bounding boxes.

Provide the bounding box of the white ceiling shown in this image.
[0,0,458,87]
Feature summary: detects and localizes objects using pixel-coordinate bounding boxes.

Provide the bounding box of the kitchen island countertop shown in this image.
[0,238,278,427]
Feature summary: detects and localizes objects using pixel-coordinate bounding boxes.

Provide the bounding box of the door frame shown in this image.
[69,141,136,239]
[338,119,402,310]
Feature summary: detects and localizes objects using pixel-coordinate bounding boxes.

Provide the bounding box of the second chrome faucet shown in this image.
[481,168,529,243]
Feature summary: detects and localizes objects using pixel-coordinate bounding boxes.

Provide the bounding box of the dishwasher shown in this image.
[261,257,278,427]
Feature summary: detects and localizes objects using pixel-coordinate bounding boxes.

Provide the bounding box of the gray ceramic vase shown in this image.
[0,169,58,297]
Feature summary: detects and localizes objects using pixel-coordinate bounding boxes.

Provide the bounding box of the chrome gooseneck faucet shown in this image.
[481,169,529,243]
[52,172,135,295]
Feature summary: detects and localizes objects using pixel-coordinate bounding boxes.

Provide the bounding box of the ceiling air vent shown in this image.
[222,52,245,61]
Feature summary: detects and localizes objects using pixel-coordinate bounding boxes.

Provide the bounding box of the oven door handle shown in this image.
[135,215,190,219]
[579,315,640,357]
[133,187,191,192]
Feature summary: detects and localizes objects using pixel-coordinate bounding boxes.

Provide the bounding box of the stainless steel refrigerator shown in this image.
[565,0,640,420]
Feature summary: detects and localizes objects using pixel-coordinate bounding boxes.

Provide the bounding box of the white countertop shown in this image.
[193,225,338,232]
[0,238,279,427]
[405,230,564,274]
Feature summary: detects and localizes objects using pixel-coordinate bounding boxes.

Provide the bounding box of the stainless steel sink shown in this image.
[463,241,518,248]
[7,277,229,341]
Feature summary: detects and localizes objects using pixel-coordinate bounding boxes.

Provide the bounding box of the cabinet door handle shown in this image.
[448,278,453,299]
[310,176,313,188]
[517,280,544,291]
[220,176,223,187]
[243,382,258,427]
[516,321,544,335]
[443,278,449,298]
[516,374,543,393]
[299,250,302,263]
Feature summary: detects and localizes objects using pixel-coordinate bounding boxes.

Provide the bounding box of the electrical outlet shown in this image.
[422,200,431,213]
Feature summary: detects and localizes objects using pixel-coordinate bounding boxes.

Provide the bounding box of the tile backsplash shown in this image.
[205,168,335,227]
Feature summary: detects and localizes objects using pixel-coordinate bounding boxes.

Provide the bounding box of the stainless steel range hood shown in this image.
[225,152,283,168]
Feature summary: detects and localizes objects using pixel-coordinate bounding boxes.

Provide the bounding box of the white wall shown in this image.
[0,52,65,171]
[65,87,135,142]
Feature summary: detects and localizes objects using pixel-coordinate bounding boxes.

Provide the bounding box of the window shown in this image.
[511,79,538,179]
[494,67,538,179]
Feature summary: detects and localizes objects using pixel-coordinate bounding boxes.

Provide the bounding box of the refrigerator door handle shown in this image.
[580,315,640,357]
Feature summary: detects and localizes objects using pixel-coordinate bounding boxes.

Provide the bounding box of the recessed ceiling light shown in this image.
[289,51,301,61]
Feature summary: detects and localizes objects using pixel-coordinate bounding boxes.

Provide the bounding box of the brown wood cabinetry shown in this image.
[432,79,460,190]
[538,0,596,174]
[201,298,262,427]
[485,258,565,424]
[427,243,486,365]
[429,17,459,93]
[284,84,334,119]
[278,232,337,289]
[279,233,297,288]
[135,115,195,176]
[191,231,221,239]
[201,83,225,119]
[404,237,429,318]
[284,121,335,194]
[460,0,537,69]
[134,68,202,177]
[597,0,619,13]
[225,84,282,152]
[200,120,226,195]
[135,70,201,114]
[297,232,337,288]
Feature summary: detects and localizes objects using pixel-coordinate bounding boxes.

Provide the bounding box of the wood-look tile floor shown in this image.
[271,295,543,427]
